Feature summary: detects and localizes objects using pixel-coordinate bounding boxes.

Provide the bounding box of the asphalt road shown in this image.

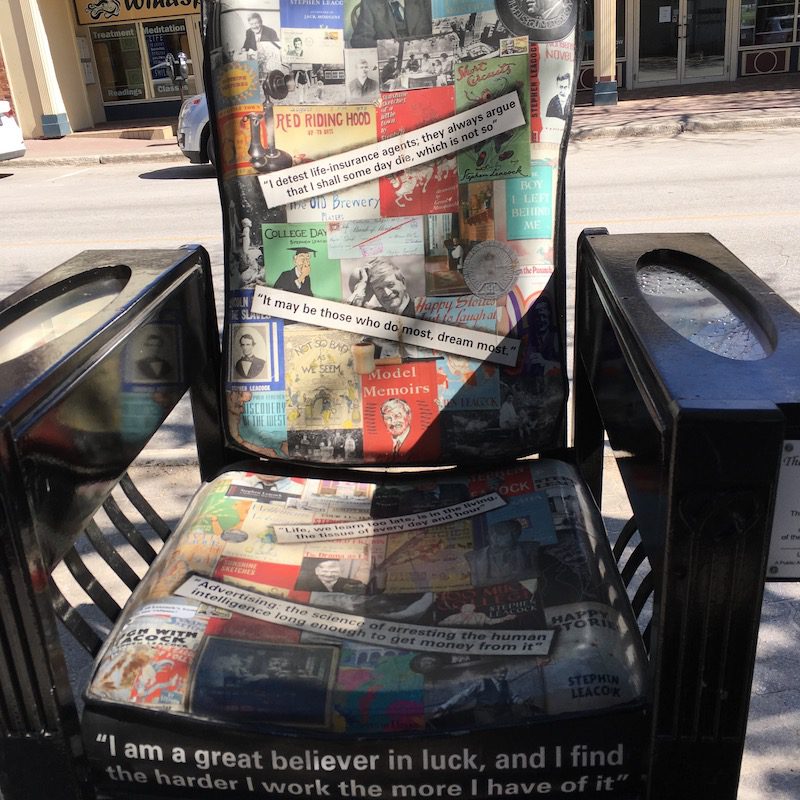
[0,160,223,308]
[565,127,800,311]
[2,127,798,310]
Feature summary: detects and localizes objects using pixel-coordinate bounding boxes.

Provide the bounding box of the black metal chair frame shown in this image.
[0,229,796,800]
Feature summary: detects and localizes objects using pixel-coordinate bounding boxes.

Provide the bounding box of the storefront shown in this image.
[581,0,800,97]
[74,1,204,121]
[2,0,799,138]
[0,0,206,138]
[739,0,800,73]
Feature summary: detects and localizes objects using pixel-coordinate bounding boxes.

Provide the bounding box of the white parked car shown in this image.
[0,100,25,162]
[176,92,212,165]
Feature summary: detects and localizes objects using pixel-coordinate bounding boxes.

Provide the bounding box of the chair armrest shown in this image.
[572,230,800,799]
[0,246,222,799]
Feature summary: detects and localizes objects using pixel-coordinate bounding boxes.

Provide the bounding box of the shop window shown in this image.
[91,24,145,103]
[740,0,799,45]
[144,20,198,99]
[90,18,199,104]
[583,0,626,62]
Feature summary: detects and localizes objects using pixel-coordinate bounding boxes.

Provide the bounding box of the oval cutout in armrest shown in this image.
[636,249,774,361]
[0,266,131,365]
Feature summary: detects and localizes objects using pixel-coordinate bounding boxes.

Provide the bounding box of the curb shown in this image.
[571,112,800,141]
[135,448,200,466]
[12,151,187,168]
[571,120,684,141]
[686,114,800,132]
[14,112,800,165]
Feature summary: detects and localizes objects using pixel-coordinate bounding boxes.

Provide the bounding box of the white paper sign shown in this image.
[251,287,521,366]
[176,576,553,656]
[767,441,800,579]
[658,6,672,22]
[260,92,526,207]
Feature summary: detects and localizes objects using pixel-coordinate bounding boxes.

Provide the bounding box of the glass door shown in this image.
[684,0,728,79]
[638,0,680,82]
[637,0,728,84]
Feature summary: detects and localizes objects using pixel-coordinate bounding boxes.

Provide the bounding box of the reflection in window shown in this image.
[144,20,197,99]
[740,0,799,46]
[91,24,145,103]
[90,17,199,104]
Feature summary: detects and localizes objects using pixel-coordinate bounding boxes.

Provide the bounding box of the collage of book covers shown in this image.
[200,0,578,465]
[84,1,651,782]
[87,463,645,736]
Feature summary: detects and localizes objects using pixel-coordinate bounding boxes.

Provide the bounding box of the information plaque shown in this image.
[767,441,800,578]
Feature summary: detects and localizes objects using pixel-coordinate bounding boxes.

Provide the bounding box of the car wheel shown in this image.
[205,128,215,166]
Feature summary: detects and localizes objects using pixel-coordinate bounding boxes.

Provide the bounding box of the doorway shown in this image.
[636,0,730,84]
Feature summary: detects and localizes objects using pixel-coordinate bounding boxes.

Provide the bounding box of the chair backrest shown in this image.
[205,0,581,468]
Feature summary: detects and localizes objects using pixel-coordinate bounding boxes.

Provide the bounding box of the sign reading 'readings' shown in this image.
[767,441,800,579]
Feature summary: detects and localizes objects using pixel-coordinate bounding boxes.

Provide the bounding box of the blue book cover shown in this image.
[281,0,344,29]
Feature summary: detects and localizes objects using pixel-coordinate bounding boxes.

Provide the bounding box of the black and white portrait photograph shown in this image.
[345,0,433,49]
[219,3,283,75]
[126,324,180,385]
[229,324,273,383]
[295,556,368,594]
[345,49,381,102]
[340,255,425,316]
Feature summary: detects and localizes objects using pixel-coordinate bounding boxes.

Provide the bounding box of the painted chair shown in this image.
[0,1,798,799]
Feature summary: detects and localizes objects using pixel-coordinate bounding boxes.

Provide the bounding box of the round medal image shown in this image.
[463,241,518,299]
[495,0,578,42]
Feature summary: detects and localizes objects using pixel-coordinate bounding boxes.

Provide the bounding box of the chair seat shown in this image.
[83,458,647,797]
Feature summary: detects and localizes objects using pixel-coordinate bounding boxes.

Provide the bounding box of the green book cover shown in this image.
[455,54,531,183]
[263,222,342,301]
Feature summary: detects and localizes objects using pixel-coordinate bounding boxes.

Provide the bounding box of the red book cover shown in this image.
[377,87,459,217]
[361,360,441,462]
[213,556,301,596]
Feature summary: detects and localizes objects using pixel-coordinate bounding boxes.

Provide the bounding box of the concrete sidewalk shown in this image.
[12,73,800,166]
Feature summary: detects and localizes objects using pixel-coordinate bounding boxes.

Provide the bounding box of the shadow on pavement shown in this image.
[139,163,216,180]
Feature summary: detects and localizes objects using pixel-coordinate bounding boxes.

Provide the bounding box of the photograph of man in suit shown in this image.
[273,247,315,295]
[380,397,413,457]
[348,58,378,99]
[234,332,266,380]
[349,0,433,48]
[431,665,521,725]
[135,332,173,381]
[546,72,572,120]
[296,559,367,593]
[242,12,279,51]
[288,36,304,58]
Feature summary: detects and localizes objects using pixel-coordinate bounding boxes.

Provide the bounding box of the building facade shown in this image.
[0,0,204,138]
[583,0,800,100]
[0,0,798,138]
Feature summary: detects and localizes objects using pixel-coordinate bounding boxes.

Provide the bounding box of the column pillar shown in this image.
[593,0,618,105]
[13,0,71,137]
